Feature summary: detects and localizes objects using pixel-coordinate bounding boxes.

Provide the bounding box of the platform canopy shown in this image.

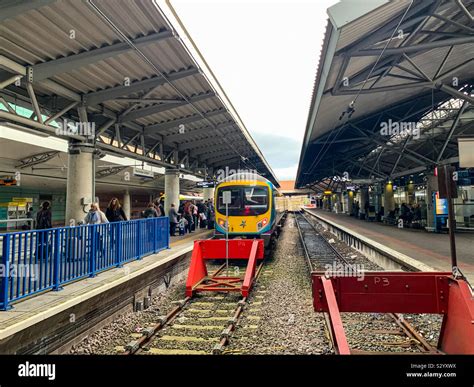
[296,0,474,190]
[0,0,278,186]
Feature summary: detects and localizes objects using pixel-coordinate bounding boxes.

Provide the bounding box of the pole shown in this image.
[444,165,457,271]
[225,202,229,276]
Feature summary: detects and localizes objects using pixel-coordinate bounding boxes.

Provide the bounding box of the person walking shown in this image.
[84,203,108,260]
[168,203,179,236]
[84,203,109,225]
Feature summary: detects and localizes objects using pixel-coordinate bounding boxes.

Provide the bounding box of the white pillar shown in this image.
[203,187,214,201]
[164,169,180,216]
[65,143,94,225]
[123,190,131,220]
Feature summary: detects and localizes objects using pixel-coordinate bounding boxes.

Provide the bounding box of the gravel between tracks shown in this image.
[226,215,331,354]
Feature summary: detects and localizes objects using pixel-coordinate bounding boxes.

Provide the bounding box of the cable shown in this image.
[87,0,261,176]
[306,1,414,179]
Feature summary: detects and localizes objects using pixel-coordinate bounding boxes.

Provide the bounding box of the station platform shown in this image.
[0,228,212,354]
[305,209,474,284]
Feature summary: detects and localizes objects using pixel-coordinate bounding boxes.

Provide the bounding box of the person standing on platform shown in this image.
[35,201,53,262]
[143,202,159,218]
[105,198,127,222]
[168,203,179,236]
[207,199,215,230]
[36,201,52,230]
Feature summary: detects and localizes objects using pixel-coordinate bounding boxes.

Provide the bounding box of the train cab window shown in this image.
[217,186,268,216]
[217,187,242,214]
[243,187,268,215]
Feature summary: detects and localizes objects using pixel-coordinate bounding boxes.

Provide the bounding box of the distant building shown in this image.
[279,180,312,197]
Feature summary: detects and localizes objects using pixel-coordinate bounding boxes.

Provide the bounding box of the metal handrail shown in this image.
[0,217,170,310]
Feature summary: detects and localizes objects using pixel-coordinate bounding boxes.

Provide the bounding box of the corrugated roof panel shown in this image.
[335,0,409,51]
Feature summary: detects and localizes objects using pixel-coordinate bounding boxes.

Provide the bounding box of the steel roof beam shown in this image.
[353,36,474,57]
[179,137,227,152]
[120,91,215,123]
[31,30,173,81]
[165,122,234,143]
[144,109,226,135]
[209,157,241,168]
[84,67,198,106]
[0,0,56,22]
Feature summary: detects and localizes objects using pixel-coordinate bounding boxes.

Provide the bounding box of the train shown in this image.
[214,173,286,246]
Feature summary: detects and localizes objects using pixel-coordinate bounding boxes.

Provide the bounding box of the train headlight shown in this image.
[257,218,268,230]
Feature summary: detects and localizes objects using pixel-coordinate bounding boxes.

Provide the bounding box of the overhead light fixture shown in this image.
[0,122,50,138]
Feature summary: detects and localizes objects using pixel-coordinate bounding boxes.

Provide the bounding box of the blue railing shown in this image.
[0,217,169,310]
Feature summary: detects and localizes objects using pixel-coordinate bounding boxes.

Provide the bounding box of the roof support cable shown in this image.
[305,1,415,181]
[86,0,263,176]
[352,0,414,106]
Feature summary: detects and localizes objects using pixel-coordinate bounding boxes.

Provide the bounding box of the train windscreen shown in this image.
[217,185,269,216]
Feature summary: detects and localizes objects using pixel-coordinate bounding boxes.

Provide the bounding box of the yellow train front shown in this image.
[214,173,286,247]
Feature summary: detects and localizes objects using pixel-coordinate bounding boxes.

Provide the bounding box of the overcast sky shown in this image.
[171,0,339,181]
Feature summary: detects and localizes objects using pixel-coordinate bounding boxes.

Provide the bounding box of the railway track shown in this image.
[122,262,265,355]
[294,211,349,270]
[294,211,440,355]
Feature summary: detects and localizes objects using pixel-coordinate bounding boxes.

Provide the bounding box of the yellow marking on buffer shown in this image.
[148,348,208,355]
[159,335,218,342]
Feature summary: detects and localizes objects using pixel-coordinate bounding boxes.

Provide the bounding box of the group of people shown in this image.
[30,198,129,230]
[392,202,427,226]
[168,199,215,236]
[28,197,216,237]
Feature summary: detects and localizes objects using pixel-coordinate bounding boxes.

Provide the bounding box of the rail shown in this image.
[0,217,170,310]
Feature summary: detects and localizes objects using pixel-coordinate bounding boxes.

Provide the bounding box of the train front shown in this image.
[214,173,274,240]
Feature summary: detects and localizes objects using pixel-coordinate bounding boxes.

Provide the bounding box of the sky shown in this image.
[171,0,339,181]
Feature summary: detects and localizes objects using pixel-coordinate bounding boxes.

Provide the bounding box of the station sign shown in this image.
[133,167,154,179]
[196,181,216,188]
[458,137,474,168]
